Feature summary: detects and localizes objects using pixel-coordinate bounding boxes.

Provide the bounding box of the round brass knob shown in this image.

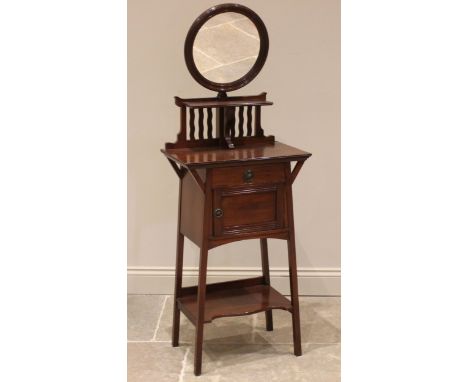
[214,208,223,218]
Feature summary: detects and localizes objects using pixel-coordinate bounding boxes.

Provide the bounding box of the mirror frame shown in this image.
[184,3,269,93]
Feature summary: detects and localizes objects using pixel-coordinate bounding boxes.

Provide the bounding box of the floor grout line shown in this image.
[251,314,257,343]
[151,295,168,341]
[199,17,247,31]
[178,348,190,382]
[201,55,258,75]
[228,21,260,41]
[193,46,222,66]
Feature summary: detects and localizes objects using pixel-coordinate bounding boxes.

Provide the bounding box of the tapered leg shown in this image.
[193,169,212,376]
[194,244,209,376]
[260,238,273,331]
[171,232,184,347]
[172,171,186,347]
[285,166,302,356]
[287,234,302,356]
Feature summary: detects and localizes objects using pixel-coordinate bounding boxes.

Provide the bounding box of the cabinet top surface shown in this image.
[161,141,311,168]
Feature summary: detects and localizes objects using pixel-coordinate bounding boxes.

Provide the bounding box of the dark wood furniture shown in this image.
[161,4,311,376]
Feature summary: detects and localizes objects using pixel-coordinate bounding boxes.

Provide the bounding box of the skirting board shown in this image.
[127,266,341,296]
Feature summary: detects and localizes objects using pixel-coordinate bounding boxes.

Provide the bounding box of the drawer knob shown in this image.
[243,169,254,182]
[214,208,224,218]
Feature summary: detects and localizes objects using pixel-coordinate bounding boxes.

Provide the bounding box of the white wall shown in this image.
[128,0,340,295]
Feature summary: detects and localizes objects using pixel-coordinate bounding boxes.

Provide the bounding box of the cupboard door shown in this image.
[213,185,285,236]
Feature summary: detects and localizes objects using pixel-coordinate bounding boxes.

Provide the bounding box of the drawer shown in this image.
[211,163,286,188]
[212,185,285,236]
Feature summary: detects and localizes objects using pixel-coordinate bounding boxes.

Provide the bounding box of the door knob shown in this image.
[243,169,254,182]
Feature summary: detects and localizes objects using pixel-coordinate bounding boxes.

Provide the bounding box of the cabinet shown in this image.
[163,131,310,375]
[161,3,312,375]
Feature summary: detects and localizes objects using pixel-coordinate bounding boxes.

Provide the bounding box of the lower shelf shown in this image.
[177,277,292,324]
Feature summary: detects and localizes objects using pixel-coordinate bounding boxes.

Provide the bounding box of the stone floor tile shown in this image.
[128,295,340,381]
[195,23,259,64]
[231,18,260,38]
[127,342,187,382]
[182,343,340,381]
[127,295,167,341]
[202,12,246,28]
[193,48,220,73]
[203,57,257,83]
[255,297,341,344]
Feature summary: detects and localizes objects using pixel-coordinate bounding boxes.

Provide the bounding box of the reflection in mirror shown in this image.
[193,12,260,83]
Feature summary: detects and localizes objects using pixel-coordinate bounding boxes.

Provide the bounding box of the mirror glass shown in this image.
[193,12,260,83]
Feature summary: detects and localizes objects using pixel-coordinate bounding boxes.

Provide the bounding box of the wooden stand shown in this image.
[162,94,311,376]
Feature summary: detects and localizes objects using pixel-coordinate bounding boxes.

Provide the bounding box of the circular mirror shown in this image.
[184,4,269,93]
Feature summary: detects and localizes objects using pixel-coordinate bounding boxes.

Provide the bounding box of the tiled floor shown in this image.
[128,295,341,381]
